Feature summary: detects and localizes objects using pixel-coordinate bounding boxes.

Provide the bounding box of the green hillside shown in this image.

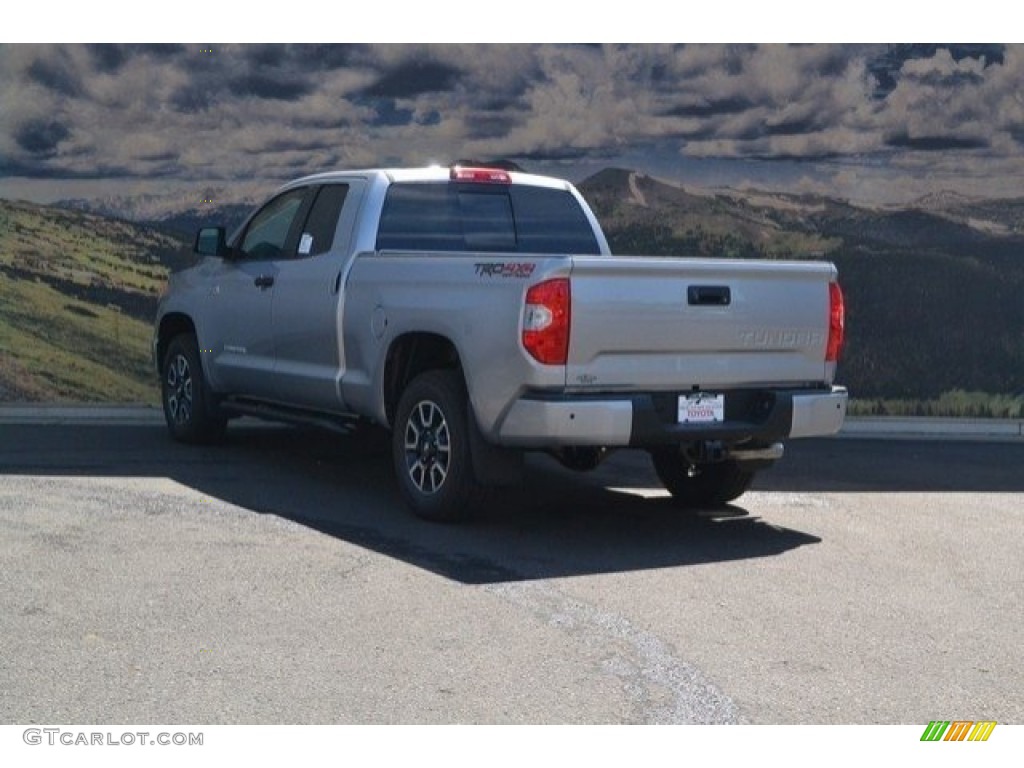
[0,199,190,403]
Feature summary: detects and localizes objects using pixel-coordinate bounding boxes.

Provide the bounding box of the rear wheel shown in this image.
[161,334,226,444]
[651,450,754,508]
[392,370,485,522]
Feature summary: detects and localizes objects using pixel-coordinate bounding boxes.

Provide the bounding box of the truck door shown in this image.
[269,179,366,411]
[203,186,312,398]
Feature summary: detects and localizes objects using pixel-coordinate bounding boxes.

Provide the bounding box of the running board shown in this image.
[220,398,361,435]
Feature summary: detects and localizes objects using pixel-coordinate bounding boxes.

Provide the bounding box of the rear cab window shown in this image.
[376,182,601,255]
[299,184,349,257]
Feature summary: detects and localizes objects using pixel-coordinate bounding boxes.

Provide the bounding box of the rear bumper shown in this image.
[495,386,848,447]
[789,386,848,438]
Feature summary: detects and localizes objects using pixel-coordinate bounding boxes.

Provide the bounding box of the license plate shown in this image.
[678,393,724,424]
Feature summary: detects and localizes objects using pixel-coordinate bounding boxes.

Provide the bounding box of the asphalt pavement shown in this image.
[1,419,1021,724]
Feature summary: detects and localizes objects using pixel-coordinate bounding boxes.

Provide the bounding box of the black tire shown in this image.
[160,334,227,444]
[651,450,754,508]
[392,370,485,522]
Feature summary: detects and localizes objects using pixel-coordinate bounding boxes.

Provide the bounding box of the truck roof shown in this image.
[287,166,572,191]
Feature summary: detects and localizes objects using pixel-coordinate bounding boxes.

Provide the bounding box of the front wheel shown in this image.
[161,334,226,444]
[650,450,754,509]
[392,370,484,522]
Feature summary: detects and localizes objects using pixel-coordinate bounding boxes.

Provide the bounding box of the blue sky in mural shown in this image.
[1,44,1021,206]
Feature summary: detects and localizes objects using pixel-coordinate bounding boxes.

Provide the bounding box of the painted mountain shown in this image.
[2,168,1023,409]
[579,170,1024,404]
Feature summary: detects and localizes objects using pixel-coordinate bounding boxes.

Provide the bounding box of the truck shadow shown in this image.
[178,426,824,584]
[599,436,1024,494]
[5,423,1023,583]
[0,423,821,584]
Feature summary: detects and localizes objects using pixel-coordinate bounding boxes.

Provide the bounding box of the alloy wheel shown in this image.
[165,353,193,425]
[402,399,451,495]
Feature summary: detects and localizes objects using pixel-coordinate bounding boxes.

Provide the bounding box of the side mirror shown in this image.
[194,227,228,258]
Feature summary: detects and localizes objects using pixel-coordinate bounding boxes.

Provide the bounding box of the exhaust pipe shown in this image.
[675,441,784,467]
[727,442,785,462]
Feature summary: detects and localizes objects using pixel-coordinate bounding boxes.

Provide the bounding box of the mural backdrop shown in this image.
[1,44,1022,413]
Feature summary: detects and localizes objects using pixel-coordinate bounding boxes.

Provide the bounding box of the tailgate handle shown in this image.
[688,285,731,306]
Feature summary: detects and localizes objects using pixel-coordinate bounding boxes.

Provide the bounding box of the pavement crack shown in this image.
[484,581,738,724]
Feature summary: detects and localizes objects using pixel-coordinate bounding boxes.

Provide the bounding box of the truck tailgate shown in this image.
[566,256,837,390]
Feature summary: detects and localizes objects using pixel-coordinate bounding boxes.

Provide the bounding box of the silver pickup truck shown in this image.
[154,166,847,521]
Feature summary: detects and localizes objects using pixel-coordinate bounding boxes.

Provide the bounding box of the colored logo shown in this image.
[921,721,997,742]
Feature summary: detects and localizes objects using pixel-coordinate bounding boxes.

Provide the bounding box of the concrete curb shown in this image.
[839,417,1024,442]
[0,405,164,425]
[0,406,1022,441]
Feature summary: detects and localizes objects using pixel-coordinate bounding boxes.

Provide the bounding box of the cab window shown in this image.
[375,182,600,254]
[238,188,307,261]
[297,185,349,257]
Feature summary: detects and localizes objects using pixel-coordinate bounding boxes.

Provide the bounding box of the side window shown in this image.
[238,188,307,261]
[297,184,349,257]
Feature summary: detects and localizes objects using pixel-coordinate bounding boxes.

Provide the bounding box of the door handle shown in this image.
[254,275,275,289]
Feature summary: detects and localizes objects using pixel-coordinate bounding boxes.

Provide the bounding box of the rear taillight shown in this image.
[826,281,845,363]
[522,278,570,365]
